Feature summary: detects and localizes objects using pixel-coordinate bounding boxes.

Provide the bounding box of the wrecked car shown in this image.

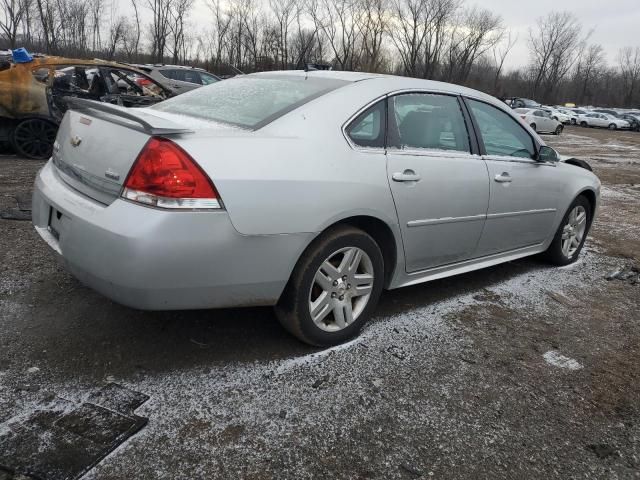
[0,56,172,159]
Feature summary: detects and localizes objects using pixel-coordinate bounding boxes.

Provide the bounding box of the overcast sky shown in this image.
[120,0,640,69]
[478,0,640,69]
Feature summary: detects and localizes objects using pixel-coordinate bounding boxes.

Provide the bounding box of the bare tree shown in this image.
[573,43,605,104]
[168,0,193,63]
[35,0,60,53]
[528,11,583,102]
[90,0,104,51]
[618,46,640,106]
[146,0,173,62]
[269,0,296,68]
[308,0,361,70]
[1,0,28,48]
[422,0,459,79]
[442,6,503,84]
[387,0,428,76]
[206,0,233,69]
[355,0,387,72]
[491,30,517,94]
[106,15,125,59]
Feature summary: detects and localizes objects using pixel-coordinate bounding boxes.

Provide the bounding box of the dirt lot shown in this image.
[0,125,639,479]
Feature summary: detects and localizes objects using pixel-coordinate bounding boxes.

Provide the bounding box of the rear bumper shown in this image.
[32,160,313,310]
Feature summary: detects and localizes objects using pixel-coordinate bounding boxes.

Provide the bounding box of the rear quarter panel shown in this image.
[176,81,401,236]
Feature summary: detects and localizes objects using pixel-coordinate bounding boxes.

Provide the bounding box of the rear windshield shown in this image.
[152,74,349,129]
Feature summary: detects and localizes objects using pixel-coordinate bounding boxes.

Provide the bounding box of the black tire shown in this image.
[580,121,588,127]
[608,123,617,130]
[530,123,537,131]
[554,125,563,135]
[11,118,57,159]
[571,118,576,125]
[543,195,592,266]
[275,225,384,346]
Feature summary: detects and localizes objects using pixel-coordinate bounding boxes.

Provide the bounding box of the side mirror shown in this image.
[537,146,559,163]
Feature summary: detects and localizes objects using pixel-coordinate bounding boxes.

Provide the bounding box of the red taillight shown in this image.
[122,137,221,209]
[136,77,152,86]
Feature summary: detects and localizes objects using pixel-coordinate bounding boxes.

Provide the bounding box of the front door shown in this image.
[386,93,490,272]
[465,98,564,256]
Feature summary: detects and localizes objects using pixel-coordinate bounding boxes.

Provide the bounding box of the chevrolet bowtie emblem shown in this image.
[70,135,82,147]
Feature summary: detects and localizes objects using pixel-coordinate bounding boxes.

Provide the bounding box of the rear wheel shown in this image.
[275,225,384,346]
[608,123,617,130]
[543,196,591,265]
[571,118,577,125]
[530,123,537,132]
[554,125,564,135]
[11,118,57,159]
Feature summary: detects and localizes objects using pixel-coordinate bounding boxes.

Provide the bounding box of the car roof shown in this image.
[249,70,502,105]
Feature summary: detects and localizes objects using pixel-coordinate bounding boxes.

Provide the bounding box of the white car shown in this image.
[556,109,578,125]
[544,108,572,124]
[514,108,563,135]
[579,113,630,130]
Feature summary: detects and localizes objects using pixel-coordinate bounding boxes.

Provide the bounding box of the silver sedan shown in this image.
[32,71,600,346]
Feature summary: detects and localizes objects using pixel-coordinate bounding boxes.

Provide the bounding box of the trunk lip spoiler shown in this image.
[63,97,194,136]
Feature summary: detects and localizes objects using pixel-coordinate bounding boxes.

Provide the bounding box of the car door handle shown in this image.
[494,172,512,183]
[392,170,421,182]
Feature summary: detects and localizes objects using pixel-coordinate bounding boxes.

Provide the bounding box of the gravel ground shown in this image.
[0,125,639,479]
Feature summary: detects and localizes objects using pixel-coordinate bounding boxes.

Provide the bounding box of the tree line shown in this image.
[2,0,640,108]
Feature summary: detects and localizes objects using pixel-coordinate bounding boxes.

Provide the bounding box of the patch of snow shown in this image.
[543,351,583,370]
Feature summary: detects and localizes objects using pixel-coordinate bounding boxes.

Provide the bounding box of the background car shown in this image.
[133,64,221,94]
[541,106,572,124]
[618,113,640,131]
[580,113,630,130]
[0,56,171,159]
[504,97,541,109]
[556,108,579,124]
[514,108,563,134]
[32,71,599,346]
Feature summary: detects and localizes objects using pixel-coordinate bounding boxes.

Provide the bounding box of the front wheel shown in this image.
[554,125,564,135]
[580,121,588,127]
[275,225,384,346]
[543,196,591,265]
[530,123,537,132]
[571,118,577,125]
[608,123,617,130]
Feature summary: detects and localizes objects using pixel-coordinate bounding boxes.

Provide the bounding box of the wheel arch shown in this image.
[334,215,399,287]
[282,214,402,294]
[577,188,597,227]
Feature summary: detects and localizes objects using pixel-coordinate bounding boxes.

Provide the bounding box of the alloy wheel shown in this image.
[12,119,57,159]
[561,205,587,258]
[308,246,374,332]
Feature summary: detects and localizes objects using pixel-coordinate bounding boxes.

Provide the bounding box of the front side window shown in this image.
[346,100,386,148]
[388,93,470,153]
[153,75,348,129]
[467,99,535,159]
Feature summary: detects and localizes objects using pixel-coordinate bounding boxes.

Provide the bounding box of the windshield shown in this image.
[152,74,349,129]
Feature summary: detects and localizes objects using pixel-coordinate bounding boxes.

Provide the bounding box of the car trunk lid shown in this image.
[52,99,209,205]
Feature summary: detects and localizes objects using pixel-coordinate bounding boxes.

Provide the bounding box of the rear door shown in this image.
[465,98,563,256]
[385,92,489,272]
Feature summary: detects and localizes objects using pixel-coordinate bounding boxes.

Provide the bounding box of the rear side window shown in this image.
[200,72,219,85]
[153,75,348,129]
[346,100,386,148]
[388,93,470,153]
[467,99,535,159]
